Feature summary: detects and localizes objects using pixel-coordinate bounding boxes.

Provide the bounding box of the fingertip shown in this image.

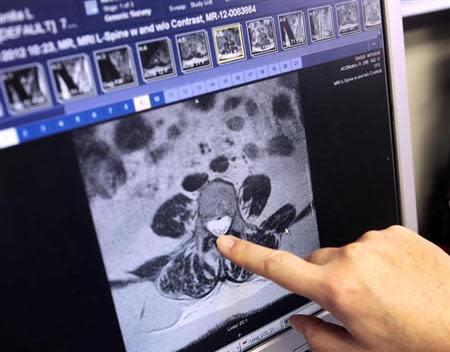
[288,315,301,330]
[217,235,237,254]
[289,315,312,332]
[290,315,357,352]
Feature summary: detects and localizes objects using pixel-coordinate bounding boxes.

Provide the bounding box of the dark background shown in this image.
[299,50,400,248]
[0,53,399,351]
[403,10,450,247]
[0,136,125,352]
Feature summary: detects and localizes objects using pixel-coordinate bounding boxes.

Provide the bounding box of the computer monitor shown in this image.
[0,0,417,351]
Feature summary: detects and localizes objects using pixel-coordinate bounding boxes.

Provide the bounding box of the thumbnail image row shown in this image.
[0,0,381,116]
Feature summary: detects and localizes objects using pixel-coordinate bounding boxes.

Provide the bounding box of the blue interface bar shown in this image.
[0,0,383,148]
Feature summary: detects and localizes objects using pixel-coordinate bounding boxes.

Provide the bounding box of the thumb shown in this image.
[290,315,361,352]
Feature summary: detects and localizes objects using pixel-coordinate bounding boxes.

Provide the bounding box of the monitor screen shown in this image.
[0,1,400,351]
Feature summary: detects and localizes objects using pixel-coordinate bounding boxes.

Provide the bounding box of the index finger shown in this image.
[217,235,324,302]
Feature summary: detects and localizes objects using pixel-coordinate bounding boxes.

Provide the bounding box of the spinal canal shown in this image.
[205,216,233,237]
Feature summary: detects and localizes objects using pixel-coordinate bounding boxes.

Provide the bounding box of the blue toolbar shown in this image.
[0,0,383,149]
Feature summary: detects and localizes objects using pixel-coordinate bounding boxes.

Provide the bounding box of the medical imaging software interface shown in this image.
[0,1,400,352]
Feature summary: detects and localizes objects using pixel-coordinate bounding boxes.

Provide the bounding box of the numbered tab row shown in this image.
[164,56,303,104]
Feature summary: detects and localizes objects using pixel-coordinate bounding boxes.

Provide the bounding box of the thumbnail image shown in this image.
[247,17,278,56]
[279,11,307,49]
[308,5,335,42]
[176,30,212,73]
[363,0,382,29]
[1,64,51,115]
[84,0,99,16]
[49,55,96,102]
[95,46,137,92]
[336,1,361,36]
[73,72,320,352]
[137,38,176,82]
[213,23,246,65]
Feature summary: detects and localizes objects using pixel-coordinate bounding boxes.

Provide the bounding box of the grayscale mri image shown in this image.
[49,55,96,101]
[279,11,307,49]
[176,31,212,72]
[1,65,50,114]
[363,0,382,28]
[96,47,136,91]
[137,39,175,81]
[73,71,320,352]
[308,6,335,42]
[336,1,361,36]
[247,18,277,56]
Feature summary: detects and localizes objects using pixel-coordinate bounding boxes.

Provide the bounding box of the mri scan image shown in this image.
[73,71,319,352]
[176,30,212,72]
[49,55,96,102]
[1,64,51,114]
[308,6,335,42]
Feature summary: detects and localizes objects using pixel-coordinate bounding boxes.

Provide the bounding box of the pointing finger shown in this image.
[217,235,324,302]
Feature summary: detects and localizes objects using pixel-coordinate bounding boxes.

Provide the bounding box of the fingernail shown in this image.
[217,236,236,251]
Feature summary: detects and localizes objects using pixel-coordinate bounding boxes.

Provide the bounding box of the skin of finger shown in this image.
[220,227,450,351]
[319,226,450,352]
[290,315,362,352]
[306,247,340,265]
[216,235,324,302]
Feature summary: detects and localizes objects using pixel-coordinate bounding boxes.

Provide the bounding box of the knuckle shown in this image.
[262,251,285,275]
[307,249,322,263]
[342,242,362,259]
[359,230,380,242]
[386,225,405,234]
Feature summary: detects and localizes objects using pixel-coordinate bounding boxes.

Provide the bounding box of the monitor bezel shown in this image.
[382,0,418,232]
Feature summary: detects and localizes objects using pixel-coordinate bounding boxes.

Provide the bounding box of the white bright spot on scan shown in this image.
[206,216,233,237]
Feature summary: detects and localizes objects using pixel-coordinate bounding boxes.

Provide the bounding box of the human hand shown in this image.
[217,226,450,352]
